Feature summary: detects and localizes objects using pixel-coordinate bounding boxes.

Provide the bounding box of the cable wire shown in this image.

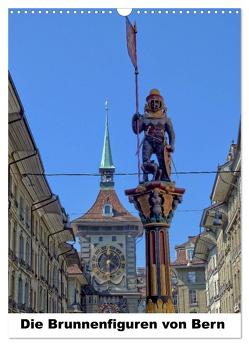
[20,170,240,177]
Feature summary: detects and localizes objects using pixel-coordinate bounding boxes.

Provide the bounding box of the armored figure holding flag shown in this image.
[125,18,185,314]
[132,89,175,182]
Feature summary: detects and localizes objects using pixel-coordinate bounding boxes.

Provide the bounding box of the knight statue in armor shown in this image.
[132,89,175,182]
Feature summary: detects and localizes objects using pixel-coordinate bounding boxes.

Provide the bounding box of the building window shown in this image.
[186,248,194,261]
[11,272,15,298]
[13,183,18,203]
[39,287,43,312]
[25,205,30,228]
[8,220,11,249]
[112,236,117,242]
[40,252,44,277]
[33,290,36,311]
[187,271,196,283]
[48,297,51,313]
[99,236,103,241]
[53,298,57,313]
[24,282,29,308]
[30,289,33,310]
[103,203,113,216]
[53,266,57,288]
[12,223,16,253]
[43,291,47,312]
[35,220,38,238]
[18,277,23,306]
[173,291,178,307]
[26,242,30,265]
[19,234,24,260]
[19,196,24,221]
[189,289,197,305]
[9,173,12,196]
[41,226,44,244]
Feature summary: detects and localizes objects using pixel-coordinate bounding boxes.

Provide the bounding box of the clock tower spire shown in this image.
[99,100,115,189]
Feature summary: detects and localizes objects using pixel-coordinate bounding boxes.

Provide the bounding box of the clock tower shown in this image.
[72,102,143,313]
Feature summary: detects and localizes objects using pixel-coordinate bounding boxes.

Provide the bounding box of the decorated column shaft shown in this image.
[146,227,171,307]
[125,182,184,312]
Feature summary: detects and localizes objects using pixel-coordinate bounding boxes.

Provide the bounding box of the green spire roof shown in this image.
[100,101,115,169]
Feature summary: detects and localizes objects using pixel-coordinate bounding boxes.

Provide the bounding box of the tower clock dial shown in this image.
[92,245,125,283]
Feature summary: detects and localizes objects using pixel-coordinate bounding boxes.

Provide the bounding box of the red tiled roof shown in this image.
[73,189,140,223]
[171,235,205,266]
[171,255,205,266]
[175,236,198,249]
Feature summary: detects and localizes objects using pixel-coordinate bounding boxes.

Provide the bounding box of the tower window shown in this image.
[103,203,113,216]
[112,236,117,242]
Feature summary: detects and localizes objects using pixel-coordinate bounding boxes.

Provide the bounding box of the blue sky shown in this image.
[9,9,241,266]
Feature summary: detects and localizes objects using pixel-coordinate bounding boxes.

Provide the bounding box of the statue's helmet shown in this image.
[146,89,164,112]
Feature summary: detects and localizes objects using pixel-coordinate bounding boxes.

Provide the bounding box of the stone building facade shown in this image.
[194,229,220,313]
[194,134,241,313]
[72,105,143,313]
[171,236,207,313]
[8,74,85,313]
[67,261,87,313]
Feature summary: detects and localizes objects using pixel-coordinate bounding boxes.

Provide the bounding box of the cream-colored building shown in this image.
[67,260,87,313]
[171,236,207,313]
[8,74,85,313]
[194,229,220,313]
[194,132,241,313]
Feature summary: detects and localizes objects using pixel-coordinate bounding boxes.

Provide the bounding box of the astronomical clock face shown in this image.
[92,245,125,284]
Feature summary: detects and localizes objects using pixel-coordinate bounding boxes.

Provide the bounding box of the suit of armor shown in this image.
[132,89,175,182]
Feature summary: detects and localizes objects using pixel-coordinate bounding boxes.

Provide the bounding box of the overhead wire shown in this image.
[19,170,240,177]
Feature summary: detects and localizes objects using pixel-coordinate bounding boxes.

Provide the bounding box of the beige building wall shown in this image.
[197,137,241,313]
[172,236,207,313]
[8,74,80,313]
[174,268,207,313]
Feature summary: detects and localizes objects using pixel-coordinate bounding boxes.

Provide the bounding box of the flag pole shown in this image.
[134,22,141,183]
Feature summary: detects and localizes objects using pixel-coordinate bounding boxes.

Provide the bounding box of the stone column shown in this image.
[125,181,185,313]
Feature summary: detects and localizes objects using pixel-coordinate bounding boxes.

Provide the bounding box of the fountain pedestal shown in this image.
[125,181,185,312]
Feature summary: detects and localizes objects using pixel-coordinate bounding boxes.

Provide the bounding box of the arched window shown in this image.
[103,203,113,216]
